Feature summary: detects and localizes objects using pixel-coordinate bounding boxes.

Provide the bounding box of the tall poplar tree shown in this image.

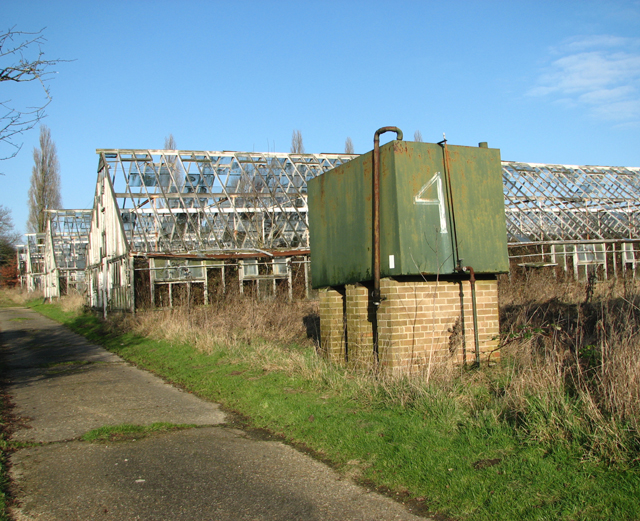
[27,125,61,233]
[344,137,354,154]
[290,130,305,154]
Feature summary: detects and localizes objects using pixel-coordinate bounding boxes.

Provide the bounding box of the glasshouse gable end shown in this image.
[17,209,91,298]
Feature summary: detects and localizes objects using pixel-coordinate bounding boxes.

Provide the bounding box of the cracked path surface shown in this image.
[0,308,428,521]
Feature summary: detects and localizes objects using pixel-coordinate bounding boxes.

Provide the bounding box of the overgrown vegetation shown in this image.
[499,270,640,465]
[2,273,640,520]
[0,287,40,308]
[0,384,10,520]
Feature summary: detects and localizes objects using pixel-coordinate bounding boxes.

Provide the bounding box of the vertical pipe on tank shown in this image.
[467,266,481,366]
[455,142,489,367]
[372,127,403,305]
[372,127,403,362]
[456,263,481,366]
[440,138,460,268]
[458,280,467,365]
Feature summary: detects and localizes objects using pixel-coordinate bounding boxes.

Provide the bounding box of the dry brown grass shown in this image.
[124,296,318,348]
[112,296,324,378]
[59,290,85,314]
[0,287,42,306]
[497,270,640,460]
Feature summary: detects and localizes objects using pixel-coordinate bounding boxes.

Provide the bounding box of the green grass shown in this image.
[27,300,640,521]
[0,405,10,521]
[0,363,13,520]
[81,422,197,442]
[40,360,102,375]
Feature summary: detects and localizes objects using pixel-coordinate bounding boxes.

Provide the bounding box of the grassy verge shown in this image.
[0,290,24,520]
[0,390,11,521]
[24,288,640,521]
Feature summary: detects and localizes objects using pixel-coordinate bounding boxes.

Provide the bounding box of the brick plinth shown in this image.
[318,287,345,363]
[345,284,375,367]
[378,277,499,372]
[318,276,500,373]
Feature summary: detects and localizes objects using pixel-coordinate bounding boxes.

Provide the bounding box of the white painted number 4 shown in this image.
[414,172,448,233]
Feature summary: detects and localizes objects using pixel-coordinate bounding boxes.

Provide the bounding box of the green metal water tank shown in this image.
[308,139,509,289]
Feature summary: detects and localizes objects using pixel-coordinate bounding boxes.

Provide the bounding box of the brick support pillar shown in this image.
[468,279,500,361]
[345,283,374,366]
[318,287,345,363]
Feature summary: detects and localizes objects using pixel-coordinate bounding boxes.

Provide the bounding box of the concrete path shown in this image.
[0,307,428,521]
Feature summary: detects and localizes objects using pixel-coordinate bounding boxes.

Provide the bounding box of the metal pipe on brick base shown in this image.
[456,263,481,366]
[458,281,467,366]
[372,126,403,306]
[372,127,403,363]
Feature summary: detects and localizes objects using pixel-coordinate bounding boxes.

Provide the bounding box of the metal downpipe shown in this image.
[441,139,481,366]
[439,138,460,268]
[458,280,467,366]
[468,267,481,367]
[457,264,481,366]
[372,126,403,363]
[372,126,403,305]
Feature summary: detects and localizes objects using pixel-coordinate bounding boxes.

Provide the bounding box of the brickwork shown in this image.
[377,277,499,372]
[318,287,345,363]
[345,284,375,367]
[318,277,500,373]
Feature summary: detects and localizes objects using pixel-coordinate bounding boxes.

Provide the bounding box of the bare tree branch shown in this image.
[414,130,423,142]
[0,27,64,160]
[0,204,20,245]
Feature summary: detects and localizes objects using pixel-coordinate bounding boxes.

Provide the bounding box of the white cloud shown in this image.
[529,35,640,123]
[579,85,635,104]
[561,35,633,52]
[591,98,640,121]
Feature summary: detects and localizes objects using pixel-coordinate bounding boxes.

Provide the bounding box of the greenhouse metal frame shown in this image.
[86,149,357,312]
[17,148,640,308]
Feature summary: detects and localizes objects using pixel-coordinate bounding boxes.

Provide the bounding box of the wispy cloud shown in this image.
[528,36,640,124]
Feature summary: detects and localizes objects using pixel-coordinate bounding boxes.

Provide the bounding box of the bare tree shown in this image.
[164,134,177,150]
[164,133,178,173]
[344,137,354,154]
[27,125,61,233]
[414,130,423,142]
[0,204,20,268]
[163,134,183,205]
[1,27,64,160]
[290,130,305,154]
[0,205,19,241]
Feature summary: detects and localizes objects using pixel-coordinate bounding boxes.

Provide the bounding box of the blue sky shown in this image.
[1,0,640,236]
